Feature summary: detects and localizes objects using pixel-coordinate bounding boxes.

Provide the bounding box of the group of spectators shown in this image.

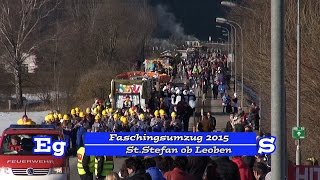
[110,50,273,180]
[38,48,273,180]
[114,155,271,180]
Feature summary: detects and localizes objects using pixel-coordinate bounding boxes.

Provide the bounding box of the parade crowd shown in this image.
[16,50,272,180]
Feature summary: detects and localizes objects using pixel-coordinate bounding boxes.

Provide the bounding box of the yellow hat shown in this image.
[79,112,85,118]
[58,114,63,119]
[130,110,136,115]
[86,107,91,114]
[45,115,50,122]
[120,116,128,125]
[113,113,119,119]
[75,107,80,113]
[102,110,107,116]
[107,108,113,113]
[154,110,159,117]
[93,108,98,115]
[48,114,54,121]
[159,109,165,116]
[95,114,101,121]
[63,114,70,121]
[53,114,58,119]
[139,114,145,120]
[71,109,76,115]
[171,112,177,117]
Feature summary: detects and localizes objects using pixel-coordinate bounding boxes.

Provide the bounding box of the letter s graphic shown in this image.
[258,136,276,154]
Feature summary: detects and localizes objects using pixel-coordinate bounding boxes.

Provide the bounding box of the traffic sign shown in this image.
[292,127,305,139]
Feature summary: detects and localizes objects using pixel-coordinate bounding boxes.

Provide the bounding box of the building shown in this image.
[0,53,38,74]
[185,41,200,47]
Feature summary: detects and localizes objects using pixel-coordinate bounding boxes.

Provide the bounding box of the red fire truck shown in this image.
[0,125,69,180]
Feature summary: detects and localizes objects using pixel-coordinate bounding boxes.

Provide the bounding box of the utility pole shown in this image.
[259,24,262,132]
[233,26,237,94]
[296,0,301,165]
[271,0,286,179]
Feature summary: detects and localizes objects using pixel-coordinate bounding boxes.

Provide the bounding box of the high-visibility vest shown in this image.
[77,147,95,175]
[95,156,114,177]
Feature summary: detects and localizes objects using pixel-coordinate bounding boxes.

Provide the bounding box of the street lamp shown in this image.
[216,25,230,56]
[221,1,255,12]
[221,1,236,7]
[216,25,232,77]
[221,1,263,132]
[217,23,237,93]
[216,17,244,108]
[296,0,301,166]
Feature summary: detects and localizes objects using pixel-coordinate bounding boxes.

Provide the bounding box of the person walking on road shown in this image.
[232,93,239,114]
[218,82,225,98]
[206,111,216,131]
[198,115,215,132]
[211,82,218,100]
[77,145,95,180]
[222,94,230,114]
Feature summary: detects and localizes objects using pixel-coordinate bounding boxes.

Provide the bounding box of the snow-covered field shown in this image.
[0,111,49,133]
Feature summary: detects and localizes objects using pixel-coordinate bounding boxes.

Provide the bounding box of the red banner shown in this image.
[288,165,320,180]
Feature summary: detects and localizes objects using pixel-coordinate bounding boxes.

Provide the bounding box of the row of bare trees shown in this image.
[0,0,156,110]
[226,0,320,162]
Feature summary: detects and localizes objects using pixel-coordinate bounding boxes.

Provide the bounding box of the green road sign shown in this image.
[292,127,305,139]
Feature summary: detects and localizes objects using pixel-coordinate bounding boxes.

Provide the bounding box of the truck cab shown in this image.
[0,124,69,180]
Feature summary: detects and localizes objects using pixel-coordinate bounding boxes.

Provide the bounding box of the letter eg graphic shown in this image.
[33,136,66,157]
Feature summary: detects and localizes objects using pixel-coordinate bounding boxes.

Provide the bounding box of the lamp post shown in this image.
[216,25,233,81]
[221,1,255,12]
[217,23,237,93]
[271,0,286,179]
[216,25,230,57]
[296,0,301,166]
[221,0,263,129]
[216,17,244,108]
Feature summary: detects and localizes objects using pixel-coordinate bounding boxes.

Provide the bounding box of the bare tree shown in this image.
[0,0,59,109]
[227,0,320,162]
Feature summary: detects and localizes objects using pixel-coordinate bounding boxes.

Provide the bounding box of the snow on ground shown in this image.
[0,111,49,133]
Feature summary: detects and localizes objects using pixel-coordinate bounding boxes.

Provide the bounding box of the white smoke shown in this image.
[149,38,177,50]
[155,4,198,41]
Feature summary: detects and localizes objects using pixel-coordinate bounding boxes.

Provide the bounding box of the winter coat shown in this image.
[198,118,214,132]
[62,128,71,148]
[214,157,241,180]
[232,157,254,180]
[127,169,152,180]
[145,167,165,180]
[187,157,210,180]
[91,122,100,132]
[164,168,194,180]
[218,84,225,94]
[175,95,182,105]
[137,121,149,132]
[188,94,196,109]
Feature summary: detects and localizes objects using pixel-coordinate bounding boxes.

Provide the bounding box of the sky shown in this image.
[151,0,227,41]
